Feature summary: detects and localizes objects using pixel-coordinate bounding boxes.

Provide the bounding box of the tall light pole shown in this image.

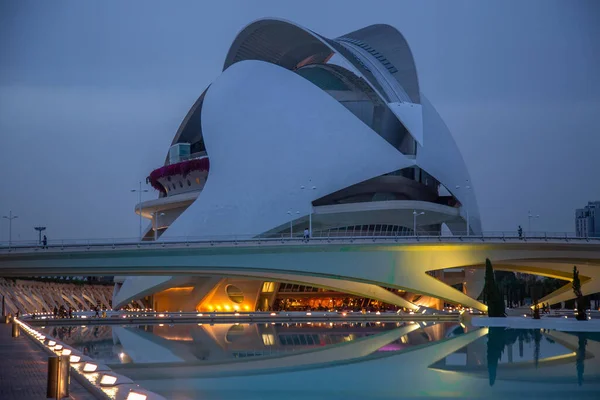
[287,210,300,238]
[131,182,149,241]
[154,212,165,241]
[2,211,18,246]
[455,180,471,236]
[528,210,540,233]
[413,210,425,236]
[300,183,317,236]
[34,226,46,244]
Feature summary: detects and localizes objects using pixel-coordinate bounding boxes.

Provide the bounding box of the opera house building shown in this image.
[113,19,483,313]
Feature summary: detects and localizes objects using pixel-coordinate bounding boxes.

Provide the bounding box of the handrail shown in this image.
[1,231,599,254]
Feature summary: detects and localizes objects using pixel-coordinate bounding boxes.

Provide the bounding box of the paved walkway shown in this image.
[0,322,95,399]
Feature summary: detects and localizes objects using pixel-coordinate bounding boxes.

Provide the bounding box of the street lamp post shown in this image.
[2,211,18,246]
[34,226,46,244]
[131,182,149,241]
[300,183,317,236]
[413,210,425,236]
[527,210,540,233]
[287,210,300,238]
[455,181,471,236]
[153,212,165,241]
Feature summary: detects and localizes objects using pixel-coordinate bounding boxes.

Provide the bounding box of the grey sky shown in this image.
[1,0,599,241]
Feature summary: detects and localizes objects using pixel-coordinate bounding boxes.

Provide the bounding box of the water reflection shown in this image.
[40,323,600,399]
[42,321,452,365]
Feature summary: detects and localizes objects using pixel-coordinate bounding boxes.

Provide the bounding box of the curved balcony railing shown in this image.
[1,231,599,254]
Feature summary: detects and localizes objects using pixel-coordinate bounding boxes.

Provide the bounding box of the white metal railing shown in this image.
[0,231,598,254]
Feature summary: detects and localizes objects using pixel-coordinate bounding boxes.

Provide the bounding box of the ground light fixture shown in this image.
[62,349,72,356]
[69,355,81,363]
[99,374,118,386]
[126,391,148,400]
[82,363,98,373]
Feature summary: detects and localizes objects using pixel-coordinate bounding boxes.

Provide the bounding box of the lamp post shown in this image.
[34,226,46,245]
[300,183,317,236]
[2,211,18,246]
[131,182,149,241]
[455,181,471,236]
[527,210,540,233]
[153,212,165,241]
[413,210,425,236]
[287,210,300,238]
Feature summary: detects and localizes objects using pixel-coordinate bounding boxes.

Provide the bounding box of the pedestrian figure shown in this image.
[303,228,310,241]
[517,225,523,239]
[94,306,99,318]
[53,306,58,318]
[68,307,73,319]
[42,235,47,249]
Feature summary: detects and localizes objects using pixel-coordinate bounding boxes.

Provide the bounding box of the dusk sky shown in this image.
[1,0,599,242]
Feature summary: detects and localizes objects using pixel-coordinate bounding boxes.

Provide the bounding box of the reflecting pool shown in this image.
[40,322,600,399]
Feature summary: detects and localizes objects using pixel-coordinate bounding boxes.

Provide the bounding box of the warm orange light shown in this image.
[243,305,250,311]
[224,305,231,311]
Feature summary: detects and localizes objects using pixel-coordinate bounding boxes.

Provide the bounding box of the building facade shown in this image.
[576,201,600,238]
[114,19,484,312]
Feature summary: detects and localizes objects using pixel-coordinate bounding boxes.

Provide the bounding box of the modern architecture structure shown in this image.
[576,201,600,238]
[3,237,600,312]
[108,19,487,313]
[0,277,113,315]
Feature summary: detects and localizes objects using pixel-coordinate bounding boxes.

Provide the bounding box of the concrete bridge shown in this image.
[1,234,599,312]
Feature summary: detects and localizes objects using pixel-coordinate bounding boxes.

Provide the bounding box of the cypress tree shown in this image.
[484,258,505,317]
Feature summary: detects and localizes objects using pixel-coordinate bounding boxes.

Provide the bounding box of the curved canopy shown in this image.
[223,18,334,71]
[339,24,420,104]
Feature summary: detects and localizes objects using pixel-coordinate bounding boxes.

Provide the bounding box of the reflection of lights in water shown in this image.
[262,334,275,345]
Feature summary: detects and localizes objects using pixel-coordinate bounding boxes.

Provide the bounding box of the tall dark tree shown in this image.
[533,329,542,368]
[486,327,507,386]
[484,258,505,317]
[573,266,587,321]
[576,333,587,386]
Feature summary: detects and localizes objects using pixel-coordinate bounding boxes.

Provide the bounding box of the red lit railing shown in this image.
[147,157,209,193]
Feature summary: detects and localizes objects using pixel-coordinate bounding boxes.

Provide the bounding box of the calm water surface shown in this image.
[41,322,600,399]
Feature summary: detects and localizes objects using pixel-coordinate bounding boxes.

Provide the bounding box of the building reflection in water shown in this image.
[40,322,599,398]
[41,321,459,365]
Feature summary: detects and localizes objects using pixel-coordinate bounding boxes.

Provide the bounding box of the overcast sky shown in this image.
[1,0,599,242]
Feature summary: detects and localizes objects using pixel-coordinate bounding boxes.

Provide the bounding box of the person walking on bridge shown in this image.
[518,225,523,239]
[303,228,310,241]
[42,235,47,249]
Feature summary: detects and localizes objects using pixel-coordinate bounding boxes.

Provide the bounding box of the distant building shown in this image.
[576,201,600,237]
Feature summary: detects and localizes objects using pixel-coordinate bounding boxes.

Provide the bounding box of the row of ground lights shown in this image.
[13,318,164,400]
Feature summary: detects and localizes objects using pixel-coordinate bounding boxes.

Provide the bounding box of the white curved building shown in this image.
[116,19,483,312]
